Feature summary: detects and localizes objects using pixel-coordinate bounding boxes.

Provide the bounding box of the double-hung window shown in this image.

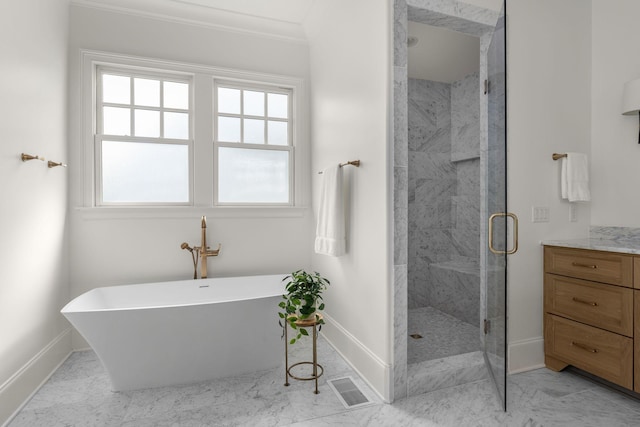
[96,68,192,205]
[87,52,302,210]
[214,82,293,205]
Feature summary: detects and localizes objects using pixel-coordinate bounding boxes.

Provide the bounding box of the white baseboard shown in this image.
[508,336,545,374]
[320,312,392,403]
[0,328,72,427]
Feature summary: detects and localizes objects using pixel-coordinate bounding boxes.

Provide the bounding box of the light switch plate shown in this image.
[570,203,578,222]
[532,206,550,223]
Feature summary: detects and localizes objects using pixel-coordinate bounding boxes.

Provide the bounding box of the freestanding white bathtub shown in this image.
[61,274,285,391]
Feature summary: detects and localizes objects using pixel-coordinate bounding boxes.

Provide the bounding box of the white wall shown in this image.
[67,5,312,347]
[506,0,591,371]
[591,0,640,227]
[0,0,70,423]
[303,0,392,400]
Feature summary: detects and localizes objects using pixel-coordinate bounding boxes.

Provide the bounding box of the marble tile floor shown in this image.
[408,306,480,364]
[7,337,640,427]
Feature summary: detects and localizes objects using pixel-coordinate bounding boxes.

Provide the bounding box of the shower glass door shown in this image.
[485,1,509,411]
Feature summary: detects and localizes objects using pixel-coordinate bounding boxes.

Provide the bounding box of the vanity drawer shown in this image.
[544,274,633,336]
[544,246,633,287]
[545,314,633,389]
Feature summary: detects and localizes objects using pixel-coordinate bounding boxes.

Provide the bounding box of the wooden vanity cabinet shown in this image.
[544,246,637,390]
[636,292,640,393]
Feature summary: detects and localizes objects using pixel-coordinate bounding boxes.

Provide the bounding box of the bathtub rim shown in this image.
[61,273,287,314]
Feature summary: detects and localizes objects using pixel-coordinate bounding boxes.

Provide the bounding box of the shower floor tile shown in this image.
[408,306,480,364]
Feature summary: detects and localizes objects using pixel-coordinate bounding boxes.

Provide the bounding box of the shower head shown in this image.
[181,242,193,253]
[407,36,418,47]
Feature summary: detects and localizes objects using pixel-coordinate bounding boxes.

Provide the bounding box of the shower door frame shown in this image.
[391,0,506,405]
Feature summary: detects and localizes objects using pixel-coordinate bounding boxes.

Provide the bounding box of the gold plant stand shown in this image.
[284,313,324,394]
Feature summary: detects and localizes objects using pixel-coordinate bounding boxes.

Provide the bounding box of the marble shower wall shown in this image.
[451,71,480,265]
[407,73,480,326]
[392,0,409,400]
[408,78,454,309]
[452,72,480,161]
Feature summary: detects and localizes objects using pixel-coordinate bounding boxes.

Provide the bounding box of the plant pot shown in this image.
[290,311,322,328]
[298,304,317,319]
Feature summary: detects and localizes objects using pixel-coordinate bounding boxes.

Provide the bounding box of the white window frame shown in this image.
[78,50,307,218]
[213,80,294,206]
[95,66,194,206]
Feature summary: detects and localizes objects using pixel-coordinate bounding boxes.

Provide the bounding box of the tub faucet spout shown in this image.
[195,216,221,279]
[181,216,221,279]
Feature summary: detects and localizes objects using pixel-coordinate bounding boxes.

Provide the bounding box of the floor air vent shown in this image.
[327,376,372,409]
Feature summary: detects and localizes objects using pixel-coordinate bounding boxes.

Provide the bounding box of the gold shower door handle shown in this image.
[488,212,519,255]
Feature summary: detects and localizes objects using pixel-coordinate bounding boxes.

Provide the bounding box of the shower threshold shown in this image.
[407,351,488,396]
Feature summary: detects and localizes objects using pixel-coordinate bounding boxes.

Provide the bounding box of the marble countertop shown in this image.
[541,238,640,255]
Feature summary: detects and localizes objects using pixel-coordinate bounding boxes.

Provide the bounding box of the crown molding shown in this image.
[70,0,308,44]
[170,0,312,25]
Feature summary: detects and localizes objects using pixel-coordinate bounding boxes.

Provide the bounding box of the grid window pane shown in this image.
[134,109,160,137]
[103,106,131,136]
[218,87,240,114]
[97,67,194,206]
[218,116,241,142]
[102,74,130,104]
[268,121,288,146]
[102,141,189,203]
[218,147,289,203]
[134,78,160,107]
[244,119,264,144]
[243,90,264,116]
[268,93,288,119]
[164,81,189,109]
[164,112,189,139]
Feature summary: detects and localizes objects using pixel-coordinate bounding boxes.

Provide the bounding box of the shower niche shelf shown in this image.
[451,151,480,163]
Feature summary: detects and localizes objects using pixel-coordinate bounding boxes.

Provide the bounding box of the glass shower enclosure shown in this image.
[485,2,511,411]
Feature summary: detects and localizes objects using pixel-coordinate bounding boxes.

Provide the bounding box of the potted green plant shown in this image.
[278,270,330,344]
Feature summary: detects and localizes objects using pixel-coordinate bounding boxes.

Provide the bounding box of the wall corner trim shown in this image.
[0,328,72,427]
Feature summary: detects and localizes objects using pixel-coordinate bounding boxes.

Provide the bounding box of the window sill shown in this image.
[73,206,308,221]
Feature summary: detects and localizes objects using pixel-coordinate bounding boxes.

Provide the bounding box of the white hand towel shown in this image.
[561,152,591,202]
[315,165,346,256]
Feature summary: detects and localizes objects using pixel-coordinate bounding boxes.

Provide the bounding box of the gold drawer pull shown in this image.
[571,262,597,269]
[572,297,598,307]
[571,341,599,353]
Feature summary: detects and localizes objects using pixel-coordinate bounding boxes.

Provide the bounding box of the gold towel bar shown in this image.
[552,153,567,161]
[340,160,361,168]
[21,153,45,162]
[318,160,360,174]
[47,160,67,168]
[21,153,67,168]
